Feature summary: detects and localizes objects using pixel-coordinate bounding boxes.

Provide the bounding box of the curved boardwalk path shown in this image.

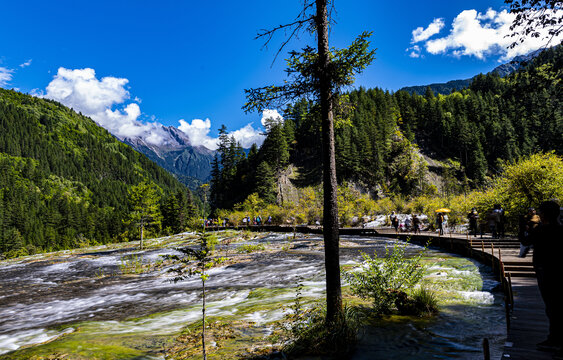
[209,225,550,359]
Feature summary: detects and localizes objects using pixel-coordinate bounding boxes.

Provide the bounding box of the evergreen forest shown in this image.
[209,46,562,211]
[0,89,197,257]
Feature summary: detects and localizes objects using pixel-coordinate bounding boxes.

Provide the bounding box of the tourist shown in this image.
[468,208,479,236]
[405,216,412,232]
[522,200,563,355]
[391,212,399,233]
[436,212,444,236]
[518,208,540,258]
[488,208,500,238]
[497,204,506,238]
[412,214,421,234]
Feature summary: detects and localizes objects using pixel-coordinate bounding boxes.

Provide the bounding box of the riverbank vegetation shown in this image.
[215,151,562,234]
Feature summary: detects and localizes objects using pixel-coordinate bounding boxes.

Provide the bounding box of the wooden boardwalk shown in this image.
[208,225,552,359]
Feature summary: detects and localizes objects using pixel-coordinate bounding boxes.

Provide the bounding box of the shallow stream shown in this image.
[0,232,505,359]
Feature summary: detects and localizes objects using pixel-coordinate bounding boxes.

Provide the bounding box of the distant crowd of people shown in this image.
[389,212,424,234]
[203,215,272,228]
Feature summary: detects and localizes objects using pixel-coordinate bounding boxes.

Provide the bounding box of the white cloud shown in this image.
[411,8,563,61]
[0,67,14,87]
[261,109,284,127]
[40,66,269,150]
[19,59,32,68]
[45,67,129,114]
[177,118,266,150]
[411,18,445,43]
[178,118,219,150]
[231,123,265,148]
[41,67,171,145]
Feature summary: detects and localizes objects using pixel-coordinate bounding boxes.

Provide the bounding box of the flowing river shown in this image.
[0,232,506,359]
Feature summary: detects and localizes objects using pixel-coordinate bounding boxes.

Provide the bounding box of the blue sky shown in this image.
[1,0,559,149]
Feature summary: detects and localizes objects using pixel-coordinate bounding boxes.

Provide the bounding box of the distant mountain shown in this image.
[120,126,215,190]
[399,49,545,95]
[399,79,473,96]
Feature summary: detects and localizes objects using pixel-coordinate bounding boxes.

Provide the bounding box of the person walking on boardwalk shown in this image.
[488,208,500,238]
[522,200,563,356]
[412,214,421,234]
[436,212,444,236]
[390,211,399,233]
[468,208,479,236]
[518,207,540,258]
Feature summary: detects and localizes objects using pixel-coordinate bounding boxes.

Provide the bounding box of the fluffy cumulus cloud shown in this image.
[176,109,282,150]
[231,123,265,148]
[178,118,219,149]
[409,8,563,61]
[41,67,171,146]
[0,67,14,87]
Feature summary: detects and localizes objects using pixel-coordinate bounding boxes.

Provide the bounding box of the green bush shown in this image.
[343,241,427,315]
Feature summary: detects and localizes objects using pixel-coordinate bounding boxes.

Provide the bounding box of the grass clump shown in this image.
[236,244,265,254]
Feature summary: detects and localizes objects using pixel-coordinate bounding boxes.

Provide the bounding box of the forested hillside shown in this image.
[210,46,562,211]
[0,89,197,256]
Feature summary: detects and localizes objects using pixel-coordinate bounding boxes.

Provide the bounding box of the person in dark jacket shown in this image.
[468,208,479,236]
[522,200,563,354]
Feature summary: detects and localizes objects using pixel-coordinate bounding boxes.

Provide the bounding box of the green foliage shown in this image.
[166,232,224,359]
[0,88,197,257]
[211,46,562,210]
[410,287,439,316]
[127,181,163,249]
[119,255,144,275]
[243,32,376,113]
[343,242,427,314]
[475,152,563,230]
[236,243,266,254]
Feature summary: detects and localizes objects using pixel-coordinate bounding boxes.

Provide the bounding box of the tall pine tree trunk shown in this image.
[316,0,342,323]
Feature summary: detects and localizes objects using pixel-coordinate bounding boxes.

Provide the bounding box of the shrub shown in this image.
[343,241,427,315]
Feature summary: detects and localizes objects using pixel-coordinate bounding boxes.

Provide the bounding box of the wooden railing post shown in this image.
[507,272,514,309]
[491,243,495,273]
[483,338,490,360]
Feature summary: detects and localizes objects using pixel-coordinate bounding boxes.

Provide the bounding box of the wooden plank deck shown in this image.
[208,225,551,359]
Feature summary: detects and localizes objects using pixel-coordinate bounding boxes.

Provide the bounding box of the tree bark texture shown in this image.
[316,0,342,323]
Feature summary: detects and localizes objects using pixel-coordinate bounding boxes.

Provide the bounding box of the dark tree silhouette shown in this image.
[505,0,563,48]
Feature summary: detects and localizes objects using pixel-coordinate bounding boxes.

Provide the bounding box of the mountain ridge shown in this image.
[399,48,545,95]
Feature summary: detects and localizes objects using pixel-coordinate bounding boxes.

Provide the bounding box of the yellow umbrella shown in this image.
[435,208,451,213]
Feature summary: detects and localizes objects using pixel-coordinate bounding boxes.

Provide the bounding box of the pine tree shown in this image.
[127,181,162,249]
